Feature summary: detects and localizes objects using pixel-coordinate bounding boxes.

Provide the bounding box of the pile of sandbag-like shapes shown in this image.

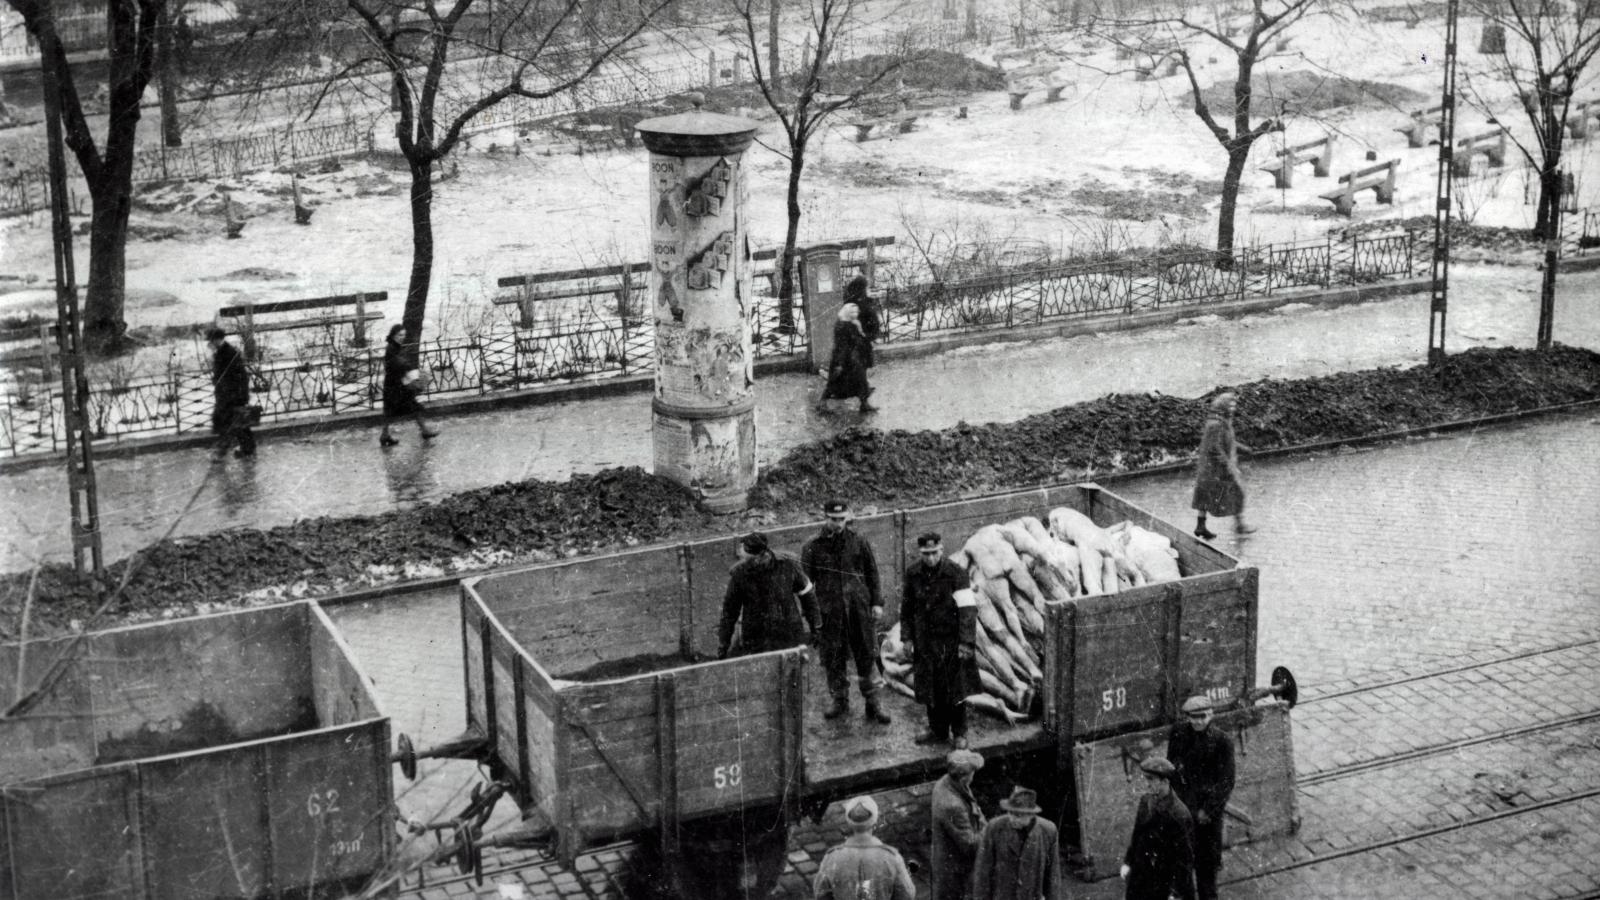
[881,509,1182,722]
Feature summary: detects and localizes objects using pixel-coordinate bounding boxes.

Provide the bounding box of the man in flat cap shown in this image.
[1121,757,1196,900]
[717,532,818,660]
[902,531,980,748]
[1168,695,1235,900]
[814,796,915,900]
[972,786,1060,900]
[802,499,890,724]
[930,749,986,900]
[206,327,256,458]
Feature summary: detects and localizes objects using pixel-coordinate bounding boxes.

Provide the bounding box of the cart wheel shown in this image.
[1271,666,1299,709]
[455,823,477,876]
[395,733,418,781]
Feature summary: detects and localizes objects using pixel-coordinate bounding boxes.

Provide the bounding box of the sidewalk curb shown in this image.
[315,398,1600,610]
[0,278,1428,475]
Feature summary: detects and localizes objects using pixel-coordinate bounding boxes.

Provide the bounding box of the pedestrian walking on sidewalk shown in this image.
[930,749,987,900]
[717,532,820,659]
[845,273,882,369]
[1168,696,1235,900]
[1121,757,1197,900]
[818,302,878,413]
[380,324,439,447]
[206,327,255,458]
[1191,392,1255,540]
[902,532,980,749]
[802,499,891,725]
[814,796,916,900]
[971,786,1061,900]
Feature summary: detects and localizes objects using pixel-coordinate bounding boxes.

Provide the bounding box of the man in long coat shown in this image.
[802,499,890,724]
[971,786,1060,900]
[901,531,980,748]
[717,532,818,659]
[814,796,916,900]
[1121,757,1197,900]
[930,749,986,900]
[1191,391,1256,539]
[207,327,255,457]
[1168,696,1235,900]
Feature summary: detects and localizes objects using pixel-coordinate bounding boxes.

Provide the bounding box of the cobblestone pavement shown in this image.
[326,410,1600,900]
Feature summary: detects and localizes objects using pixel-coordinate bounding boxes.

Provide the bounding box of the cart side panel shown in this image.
[1069,586,1176,741]
[462,592,490,750]
[308,611,383,726]
[1,765,143,900]
[1079,483,1239,576]
[264,722,391,894]
[1221,706,1298,845]
[90,605,315,765]
[477,547,686,677]
[521,663,560,816]
[490,629,524,788]
[1175,569,1259,709]
[0,642,95,782]
[138,751,270,900]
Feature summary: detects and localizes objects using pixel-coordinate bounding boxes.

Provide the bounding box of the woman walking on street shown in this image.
[1191,392,1255,540]
[380,324,439,447]
[818,302,878,413]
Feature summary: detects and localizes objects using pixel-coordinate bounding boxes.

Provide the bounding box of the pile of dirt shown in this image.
[1188,70,1427,117]
[6,347,1598,639]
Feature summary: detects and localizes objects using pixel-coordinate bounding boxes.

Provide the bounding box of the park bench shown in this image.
[1450,128,1507,176]
[751,236,896,295]
[217,291,387,360]
[852,115,920,142]
[1565,98,1600,140]
[1396,103,1448,148]
[1318,159,1400,216]
[1260,134,1336,189]
[998,50,1069,110]
[495,262,649,328]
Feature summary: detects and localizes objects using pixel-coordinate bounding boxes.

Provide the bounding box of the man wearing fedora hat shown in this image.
[716,532,818,659]
[802,499,890,724]
[814,796,915,900]
[1121,756,1197,900]
[930,749,986,900]
[971,786,1060,900]
[1168,696,1235,900]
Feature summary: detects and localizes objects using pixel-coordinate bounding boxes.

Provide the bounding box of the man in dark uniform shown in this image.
[814,796,915,900]
[206,327,255,458]
[802,499,890,724]
[717,532,819,659]
[1168,695,1235,900]
[1121,756,1196,900]
[901,531,979,749]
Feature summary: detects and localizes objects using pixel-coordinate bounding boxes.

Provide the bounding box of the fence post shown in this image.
[1325,234,1334,287]
[865,240,876,284]
[353,293,370,347]
[242,303,259,361]
[619,267,633,373]
[518,283,536,328]
[708,50,716,86]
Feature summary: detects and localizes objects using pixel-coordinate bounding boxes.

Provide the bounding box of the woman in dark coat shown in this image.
[380,324,439,446]
[1190,392,1253,539]
[844,274,881,368]
[818,303,877,413]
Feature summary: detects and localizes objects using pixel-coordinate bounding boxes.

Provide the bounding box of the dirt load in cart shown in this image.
[433,482,1298,897]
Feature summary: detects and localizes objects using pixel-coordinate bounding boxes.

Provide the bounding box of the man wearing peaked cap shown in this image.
[971,786,1060,900]
[814,795,914,900]
[1122,756,1197,900]
[803,498,891,725]
[1167,695,1234,900]
[903,530,981,750]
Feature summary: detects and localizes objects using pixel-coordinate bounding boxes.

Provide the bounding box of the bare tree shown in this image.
[7,0,169,354]
[726,0,914,329]
[1084,0,1320,265]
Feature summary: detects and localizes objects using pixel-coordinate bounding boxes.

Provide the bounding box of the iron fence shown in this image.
[0,169,53,217]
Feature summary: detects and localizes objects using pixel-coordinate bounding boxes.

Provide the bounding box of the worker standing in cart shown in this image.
[1168,696,1235,900]
[901,531,980,749]
[716,532,819,659]
[803,499,891,724]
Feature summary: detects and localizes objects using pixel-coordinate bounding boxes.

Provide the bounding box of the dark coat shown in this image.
[858,295,882,368]
[382,333,423,417]
[1123,792,1197,900]
[717,551,818,656]
[822,319,872,400]
[801,526,881,613]
[1190,413,1244,516]
[211,339,250,434]
[814,833,915,900]
[1167,722,1235,824]
[971,815,1061,900]
[901,557,980,706]
[930,774,985,900]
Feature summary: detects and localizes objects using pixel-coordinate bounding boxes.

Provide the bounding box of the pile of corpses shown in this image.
[880,509,1183,722]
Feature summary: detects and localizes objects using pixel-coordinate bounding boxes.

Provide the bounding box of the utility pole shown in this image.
[39,0,105,579]
[1428,0,1458,367]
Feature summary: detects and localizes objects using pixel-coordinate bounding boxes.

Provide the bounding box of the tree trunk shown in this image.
[767,0,779,81]
[403,156,435,339]
[82,180,133,355]
[157,4,182,148]
[776,146,805,332]
[966,0,978,38]
[1536,165,1562,349]
[1214,142,1250,268]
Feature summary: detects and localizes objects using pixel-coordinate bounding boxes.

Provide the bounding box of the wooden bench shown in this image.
[217,291,387,359]
[1565,98,1600,140]
[1318,159,1400,216]
[752,236,896,295]
[1261,134,1336,189]
[852,115,919,142]
[999,52,1068,110]
[1451,128,1507,176]
[1396,103,1447,148]
[495,263,650,328]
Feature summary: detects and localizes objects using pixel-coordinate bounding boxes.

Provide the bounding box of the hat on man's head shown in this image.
[1181,695,1212,715]
[204,327,227,341]
[946,749,985,775]
[999,786,1042,814]
[916,532,942,549]
[1209,391,1238,411]
[740,532,770,555]
[1139,756,1176,779]
[823,499,850,516]
[843,795,879,828]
